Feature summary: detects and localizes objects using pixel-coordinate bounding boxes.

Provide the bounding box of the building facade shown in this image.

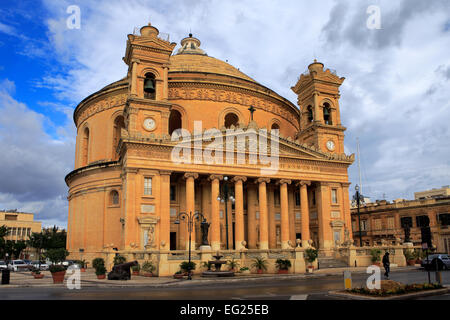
[351,197,450,253]
[65,22,355,272]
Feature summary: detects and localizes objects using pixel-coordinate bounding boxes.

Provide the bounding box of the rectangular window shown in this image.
[331,189,338,204]
[400,216,413,228]
[256,211,260,220]
[296,213,301,220]
[312,191,316,206]
[274,190,280,206]
[416,215,430,228]
[374,219,382,230]
[144,177,152,195]
[295,191,300,206]
[438,213,450,226]
[275,213,281,221]
[361,220,368,231]
[387,217,395,229]
[220,211,224,219]
[334,231,341,242]
[170,185,176,201]
[170,208,177,217]
[5,215,17,221]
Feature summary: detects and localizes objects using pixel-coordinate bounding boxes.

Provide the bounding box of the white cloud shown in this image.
[0,81,75,227]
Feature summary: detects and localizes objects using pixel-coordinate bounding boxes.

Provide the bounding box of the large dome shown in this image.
[169,54,257,83]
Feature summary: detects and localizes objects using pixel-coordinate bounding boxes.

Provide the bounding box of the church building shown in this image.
[65,22,355,273]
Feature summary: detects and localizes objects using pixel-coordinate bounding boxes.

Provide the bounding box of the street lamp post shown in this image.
[354,184,363,247]
[174,211,207,280]
[216,176,235,250]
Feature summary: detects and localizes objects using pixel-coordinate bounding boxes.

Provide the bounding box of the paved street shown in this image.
[0,267,448,300]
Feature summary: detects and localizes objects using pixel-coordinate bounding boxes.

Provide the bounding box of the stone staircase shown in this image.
[317,257,348,269]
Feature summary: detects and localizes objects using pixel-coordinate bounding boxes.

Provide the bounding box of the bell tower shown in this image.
[291,60,346,154]
[123,22,177,136]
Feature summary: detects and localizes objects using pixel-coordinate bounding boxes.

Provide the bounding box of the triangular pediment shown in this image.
[131,37,176,53]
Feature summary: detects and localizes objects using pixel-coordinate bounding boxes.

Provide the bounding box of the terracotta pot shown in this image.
[96,274,106,279]
[372,262,381,267]
[144,272,153,277]
[51,271,66,284]
[33,274,44,279]
[80,268,86,272]
[173,274,184,279]
[132,271,139,276]
[277,269,289,274]
[257,269,263,274]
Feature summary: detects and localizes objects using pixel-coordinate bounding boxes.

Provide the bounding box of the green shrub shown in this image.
[95,265,106,276]
[275,259,292,270]
[141,261,156,273]
[370,249,381,263]
[113,255,126,265]
[305,248,318,264]
[180,261,196,272]
[251,256,268,271]
[92,258,105,270]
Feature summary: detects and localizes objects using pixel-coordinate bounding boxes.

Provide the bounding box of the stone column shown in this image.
[268,185,276,249]
[279,179,292,249]
[257,178,270,250]
[130,59,138,96]
[247,184,257,249]
[184,172,198,250]
[341,182,352,240]
[280,179,291,249]
[233,176,247,250]
[299,181,311,248]
[288,187,296,244]
[317,182,333,250]
[159,171,171,250]
[209,175,223,251]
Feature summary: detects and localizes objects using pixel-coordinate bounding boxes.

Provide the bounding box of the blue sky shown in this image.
[0,0,449,228]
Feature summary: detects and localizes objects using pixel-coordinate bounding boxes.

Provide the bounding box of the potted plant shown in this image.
[113,254,126,265]
[275,258,292,274]
[305,248,318,273]
[32,267,44,279]
[370,249,382,266]
[76,259,87,272]
[180,261,196,276]
[227,258,239,272]
[92,258,106,279]
[141,261,156,277]
[173,270,184,279]
[46,248,69,284]
[239,267,251,275]
[201,261,212,271]
[251,256,268,274]
[131,263,140,276]
[404,250,416,266]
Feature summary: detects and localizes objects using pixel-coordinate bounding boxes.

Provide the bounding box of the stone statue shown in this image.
[201,220,210,245]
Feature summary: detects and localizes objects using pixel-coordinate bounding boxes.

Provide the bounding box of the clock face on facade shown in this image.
[143,117,156,131]
[326,140,335,151]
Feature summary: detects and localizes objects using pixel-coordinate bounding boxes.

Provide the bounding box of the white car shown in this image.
[0,261,7,270]
[8,260,30,272]
[30,260,49,271]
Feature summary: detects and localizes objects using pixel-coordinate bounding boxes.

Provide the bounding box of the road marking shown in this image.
[290,294,308,300]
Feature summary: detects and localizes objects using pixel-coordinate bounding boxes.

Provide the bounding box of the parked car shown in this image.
[0,261,7,270]
[23,259,32,265]
[30,260,49,271]
[8,260,31,272]
[421,254,450,270]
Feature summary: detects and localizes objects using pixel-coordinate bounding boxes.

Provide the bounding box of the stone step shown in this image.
[317,258,348,269]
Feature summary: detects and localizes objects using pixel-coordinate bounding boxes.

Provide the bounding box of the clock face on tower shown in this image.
[326,140,335,151]
[143,117,156,131]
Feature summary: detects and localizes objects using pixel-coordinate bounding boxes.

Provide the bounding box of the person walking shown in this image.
[382,252,390,279]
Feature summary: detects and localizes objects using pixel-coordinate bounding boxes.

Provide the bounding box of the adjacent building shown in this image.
[351,196,450,253]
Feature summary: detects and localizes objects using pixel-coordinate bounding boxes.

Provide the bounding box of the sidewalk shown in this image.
[0,265,420,289]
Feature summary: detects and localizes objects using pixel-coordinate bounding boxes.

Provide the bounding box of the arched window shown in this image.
[81,127,89,166]
[169,110,182,136]
[113,116,125,161]
[143,73,156,99]
[307,105,313,122]
[323,103,332,125]
[224,113,239,128]
[271,123,280,131]
[110,190,119,206]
